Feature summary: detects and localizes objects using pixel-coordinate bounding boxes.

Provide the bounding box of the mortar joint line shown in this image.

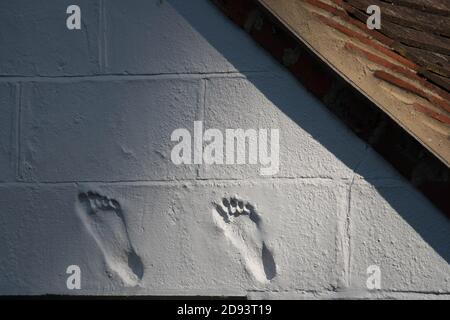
[100,0,107,72]
[344,145,370,287]
[195,78,207,179]
[15,82,22,182]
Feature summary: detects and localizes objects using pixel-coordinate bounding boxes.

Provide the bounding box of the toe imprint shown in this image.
[213,196,276,283]
[77,191,144,286]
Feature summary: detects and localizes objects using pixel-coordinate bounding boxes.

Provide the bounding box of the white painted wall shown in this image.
[0,0,448,298]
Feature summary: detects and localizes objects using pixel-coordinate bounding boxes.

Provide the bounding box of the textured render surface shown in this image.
[0,0,448,298]
[20,79,200,182]
[0,83,16,182]
[105,0,278,74]
[0,185,107,295]
[350,180,450,292]
[0,0,100,76]
[0,181,342,295]
[202,74,367,179]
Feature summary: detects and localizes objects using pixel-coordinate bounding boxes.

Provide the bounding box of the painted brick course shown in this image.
[0,181,343,294]
[20,79,200,182]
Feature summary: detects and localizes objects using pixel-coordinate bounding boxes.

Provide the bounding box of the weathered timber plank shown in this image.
[345,0,450,36]
[382,0,450,16]
[382,21,450,56]
[344,2,450,56]
[343,0,450,85]
[420,70,450,92]
[393,43,450,78]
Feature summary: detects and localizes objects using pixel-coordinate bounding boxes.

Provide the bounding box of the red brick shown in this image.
[345,43,450,102]
[305,0,346,16]
[328,0,344,6]
[306,0,393,46]
[374,70,450,114]
[345,43,416,78]
[413,103,450,125]
[315,13,417,70]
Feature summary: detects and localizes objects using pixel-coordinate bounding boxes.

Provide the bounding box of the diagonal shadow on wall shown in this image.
[168,0,450,270]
